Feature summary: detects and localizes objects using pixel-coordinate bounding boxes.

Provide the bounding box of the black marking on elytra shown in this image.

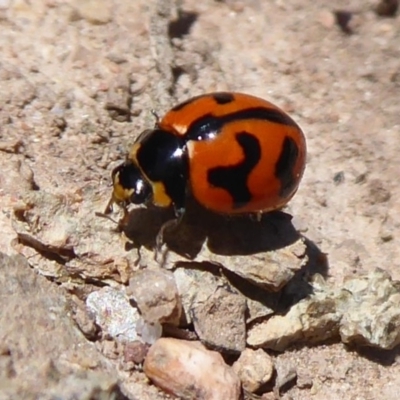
[208,132,261,208]
[185,107,297,142]
[275,136,299,198]
[170,92,234,112]
[212,92,235,104]
[136,129,188,211]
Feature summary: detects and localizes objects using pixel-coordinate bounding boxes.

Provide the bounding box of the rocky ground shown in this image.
[1,0,400,399]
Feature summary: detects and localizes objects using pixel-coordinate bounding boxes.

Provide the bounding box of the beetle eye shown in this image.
[112,162,152,205]
[130,175,152,204]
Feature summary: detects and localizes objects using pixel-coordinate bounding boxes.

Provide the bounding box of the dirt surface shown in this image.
[1,0,400,399]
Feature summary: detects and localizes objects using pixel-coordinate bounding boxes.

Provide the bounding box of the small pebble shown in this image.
[86,287,140,342]
[128,269,182,325]
[136,318,162,345]
[123,341,150,365]
[232,348,275,393]
[143,338,241,400]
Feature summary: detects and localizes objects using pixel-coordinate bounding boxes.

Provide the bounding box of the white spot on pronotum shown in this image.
[172,147,184,158]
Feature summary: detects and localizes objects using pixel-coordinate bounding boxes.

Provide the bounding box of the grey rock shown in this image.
[338,268,400,349]
[86,286,140,342]
[174,266,247,353]
[128,268,182,325]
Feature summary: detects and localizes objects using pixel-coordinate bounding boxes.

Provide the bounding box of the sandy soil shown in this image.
[1,0,400,399]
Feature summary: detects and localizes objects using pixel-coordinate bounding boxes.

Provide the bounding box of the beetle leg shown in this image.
[155,218,178,254]
[154,207,185,263]
[104,195,115,214]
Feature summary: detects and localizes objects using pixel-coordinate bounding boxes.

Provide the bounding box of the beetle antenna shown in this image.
[95,211,119,225]
[150,109,160,126]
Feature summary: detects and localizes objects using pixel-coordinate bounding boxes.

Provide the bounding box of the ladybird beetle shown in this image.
[106,92,306,232]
